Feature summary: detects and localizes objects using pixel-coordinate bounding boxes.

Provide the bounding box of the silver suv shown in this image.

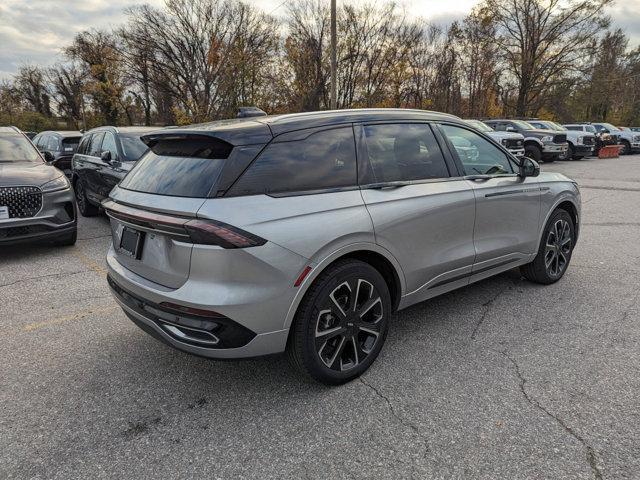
[105,109,581,384]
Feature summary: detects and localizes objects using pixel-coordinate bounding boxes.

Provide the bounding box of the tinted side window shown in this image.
[47,136,60,151]
[77,136,90,155]
[440,124,514,176]
[565,126,581,131]
[228,127,357,196]
[101,132,118,160]
[32,134,43,148]
[362,123,449,183]
[88,133,104,157]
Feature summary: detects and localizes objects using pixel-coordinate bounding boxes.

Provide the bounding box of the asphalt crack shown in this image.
[494,349,603,480]
[0,270,85,289]
[359,376,430,459]
[471,278,521,340]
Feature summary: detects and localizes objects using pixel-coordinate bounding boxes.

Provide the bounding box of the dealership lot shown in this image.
[2,156,639,479]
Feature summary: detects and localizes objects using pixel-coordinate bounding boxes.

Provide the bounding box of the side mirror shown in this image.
[519,157,540,178]
[101,150,112,163]
[43,151,55,164]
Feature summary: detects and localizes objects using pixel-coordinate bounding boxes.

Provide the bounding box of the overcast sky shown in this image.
[0,0,638,79]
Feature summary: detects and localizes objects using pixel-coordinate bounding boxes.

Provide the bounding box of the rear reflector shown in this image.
[294,266,313,287]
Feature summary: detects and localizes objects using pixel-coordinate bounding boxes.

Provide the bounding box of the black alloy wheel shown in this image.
[521,209,575,284]
[287,259,391,385]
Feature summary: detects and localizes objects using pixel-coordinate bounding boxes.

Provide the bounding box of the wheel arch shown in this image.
[536,196,580,254]
[282,243,406,330]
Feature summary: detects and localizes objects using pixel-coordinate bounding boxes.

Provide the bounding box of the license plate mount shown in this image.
[119,227,144,259]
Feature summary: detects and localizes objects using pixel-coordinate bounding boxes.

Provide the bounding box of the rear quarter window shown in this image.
[227,127,357,196]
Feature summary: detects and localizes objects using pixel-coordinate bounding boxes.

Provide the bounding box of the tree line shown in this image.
[2,0,639,131]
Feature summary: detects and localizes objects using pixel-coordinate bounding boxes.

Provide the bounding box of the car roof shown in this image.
[37,130,83,137]
[86,126,162,135]
[144,109,463,146]
[0,126,22,133]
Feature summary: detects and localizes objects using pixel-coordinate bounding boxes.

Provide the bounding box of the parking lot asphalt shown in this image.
[2,155,640,480]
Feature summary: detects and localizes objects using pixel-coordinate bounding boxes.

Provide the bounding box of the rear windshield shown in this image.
[119,136,232,197]
[0,133,41,163]
[62,137,81,153]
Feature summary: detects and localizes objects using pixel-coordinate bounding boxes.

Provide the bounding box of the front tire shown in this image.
[75,179,99,217]
[521,209,575,284]
[620,140,631,155]
[525,144,542,163]
[287,259,391,385]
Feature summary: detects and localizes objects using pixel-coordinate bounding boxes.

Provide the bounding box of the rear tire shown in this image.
[75,179,99,217]
[521,209,575,284]
[567,144,575,160]
[287,259,391,385]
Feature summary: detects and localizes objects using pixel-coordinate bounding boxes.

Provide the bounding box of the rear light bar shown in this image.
[103,200,266,249]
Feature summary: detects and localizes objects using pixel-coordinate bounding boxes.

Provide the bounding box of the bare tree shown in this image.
[486,0,612,116]
[65,30,127,125]
[48,64,85,129]
[14,66,52,117]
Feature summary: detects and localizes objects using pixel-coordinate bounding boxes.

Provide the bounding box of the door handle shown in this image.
[466,175,492,181]
[367,183,405,190]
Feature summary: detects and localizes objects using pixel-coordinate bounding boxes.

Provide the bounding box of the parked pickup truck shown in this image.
[592,122,640,155]
[464,119,525,157]
[482,119,568,163]
[527,120,595,160]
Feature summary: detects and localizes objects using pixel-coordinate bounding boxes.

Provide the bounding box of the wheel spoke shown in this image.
[358,296,382,321]
[319,335,346,369]
[329,282,351,318]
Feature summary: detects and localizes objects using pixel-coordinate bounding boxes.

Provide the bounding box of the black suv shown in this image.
[72,126,158,216]
[483,119,568,163]
[32,131,82,178]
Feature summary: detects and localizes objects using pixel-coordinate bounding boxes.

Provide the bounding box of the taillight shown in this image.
[184,219,266,248]
[103,200,266,249]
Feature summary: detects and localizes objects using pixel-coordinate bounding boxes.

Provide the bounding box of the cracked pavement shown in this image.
[1,155,640,479]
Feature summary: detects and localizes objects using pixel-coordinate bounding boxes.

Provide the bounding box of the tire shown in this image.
[521,209,575,285]
[567,144,575,160]
[621,140,631,155]
[525,144,542,163]
[54,228,77,246]
[287,259,391,385]
[75,179,99,217]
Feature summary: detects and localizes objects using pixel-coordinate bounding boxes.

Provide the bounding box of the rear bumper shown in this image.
[106,242,307,359]
[0,187,76,245]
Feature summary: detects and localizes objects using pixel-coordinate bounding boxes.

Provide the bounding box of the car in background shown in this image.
[104,109,580,384]
[629,127,640,132]
[32,130,82,178]
[563,123,612,154]
[591,123,640,155]
[482,119,568,163]
[22,131,37,140]
[527,120,595,160]
[72,126,158,217]
[0,126,77,246]
[464,119,525,157]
